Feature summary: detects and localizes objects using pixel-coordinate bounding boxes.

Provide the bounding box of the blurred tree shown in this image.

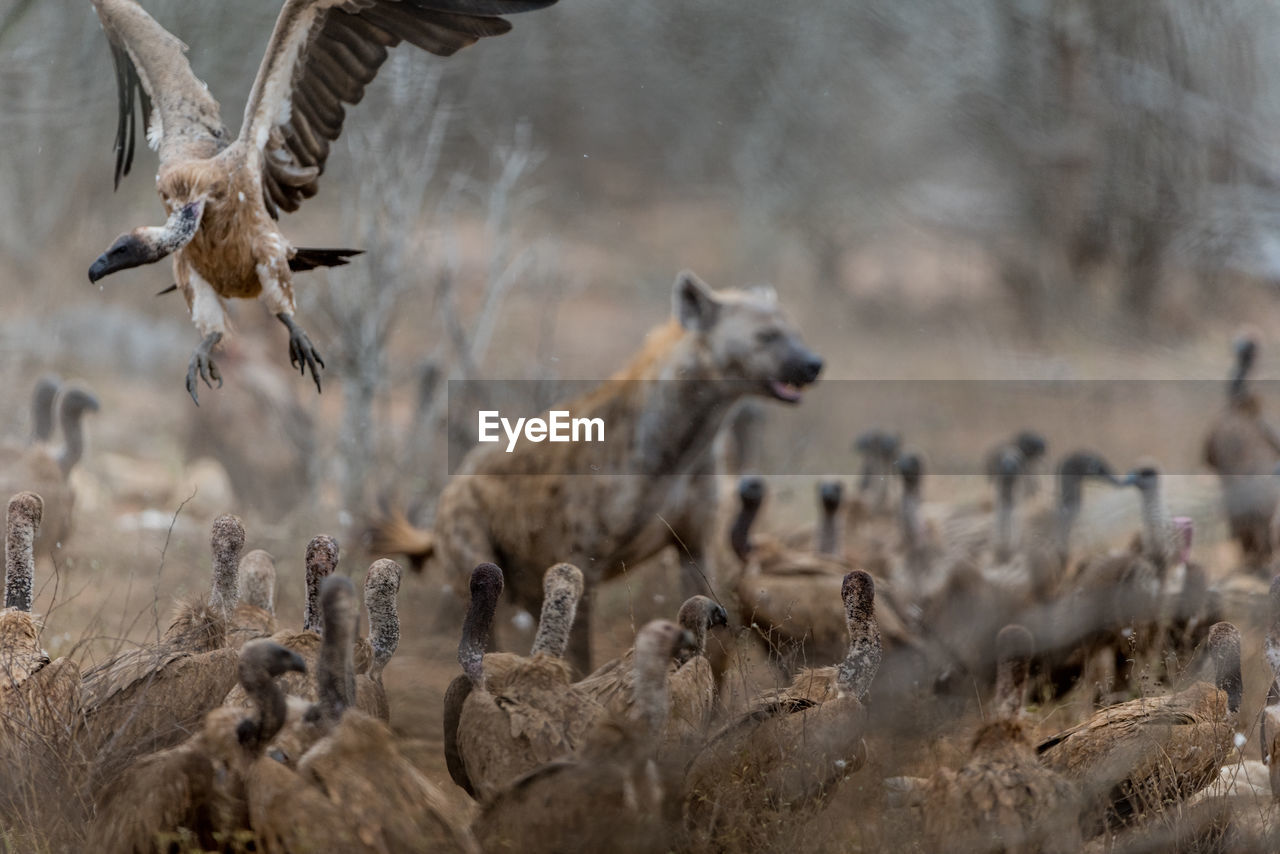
[6,0,1280,348]
[307,57,452,519]
[961,0,1273,326]
[402,118,552,514]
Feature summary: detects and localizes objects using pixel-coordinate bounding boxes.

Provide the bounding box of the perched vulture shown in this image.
[684,571,882,848]
[920,626,1082,854]
[475,620,697,854]
[443,562,604,801]
[1037,622,1242,832]
[575,594,727,743]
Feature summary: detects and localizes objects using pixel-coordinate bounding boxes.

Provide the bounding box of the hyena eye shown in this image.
[756,328,783,345]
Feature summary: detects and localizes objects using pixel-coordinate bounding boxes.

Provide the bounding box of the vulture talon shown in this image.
[277,313,324,394]
[185,331,224,406]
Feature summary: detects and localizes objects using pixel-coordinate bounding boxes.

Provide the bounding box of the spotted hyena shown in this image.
[372,270,822,671]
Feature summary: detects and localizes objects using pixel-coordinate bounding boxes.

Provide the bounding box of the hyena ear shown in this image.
[673,270,720,332]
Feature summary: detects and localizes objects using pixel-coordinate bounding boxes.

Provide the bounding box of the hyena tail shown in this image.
[364,501,435,573]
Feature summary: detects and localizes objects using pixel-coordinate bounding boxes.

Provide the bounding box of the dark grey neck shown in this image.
[241,555,275,614]
[302,537,339,633]
[317,632,355,724]
[317,590,357,723]
[1058,475,1083,516]
[1269,580,1280,673]
[1138,485,1170,568]
[994,657,1028,720]
[242,673,289,752]
[994,478,1017,561]
[303,577,322,633]
[1216,647,1243,716]
[1267,634,1280,709]
[676,596,723,664]
[460,591,498,689]
[56,406,86,477]
[4,512,35,613]
[860,469,890,511]
[837,610,881,701]
[1230,347,1254,402]
[530,585,577,658]
[900,489,922,551]
[31,378,57,443]
[210,541,242,617]
[677,606,707,662]
[816,505,841,557]
[730,500,761,563]
[302,541,337,634]
[1055,481,1082,557]
[857,460,875,494]
[631,631,672,739]
[365,562,401,680]
[858,452,894,509]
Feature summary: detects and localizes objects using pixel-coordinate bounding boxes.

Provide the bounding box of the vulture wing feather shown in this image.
[90,0,229,183]
[241,0,557,214]
[442,673,476,797]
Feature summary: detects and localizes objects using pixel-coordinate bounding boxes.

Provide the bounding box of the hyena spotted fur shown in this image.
[370,270,823,671]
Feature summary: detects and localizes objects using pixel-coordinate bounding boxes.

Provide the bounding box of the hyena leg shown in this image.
[671,473,720,600]
[435,483,501,587]
[433,504,501,632]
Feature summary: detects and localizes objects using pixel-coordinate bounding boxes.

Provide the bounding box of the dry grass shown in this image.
[0,474,1272,852]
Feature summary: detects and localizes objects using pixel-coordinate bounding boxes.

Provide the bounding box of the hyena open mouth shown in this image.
[767,352,823,403]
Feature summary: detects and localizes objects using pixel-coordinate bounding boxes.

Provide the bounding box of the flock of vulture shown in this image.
[1,333,1280,853]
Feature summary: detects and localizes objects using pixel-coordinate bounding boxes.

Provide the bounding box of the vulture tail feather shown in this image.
[289,247,365,272]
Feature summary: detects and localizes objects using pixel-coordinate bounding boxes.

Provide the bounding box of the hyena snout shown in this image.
[798,351,823,384]
[767,344,823,403]
[782,346,823,385]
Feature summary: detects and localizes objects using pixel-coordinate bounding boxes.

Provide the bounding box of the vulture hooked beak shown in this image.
[88,233,156,282]
[89,200,205,283]
[1118,466,1158,489]
[1080,454,1123,486]
[281,648,307,675]
[710,603,729,628]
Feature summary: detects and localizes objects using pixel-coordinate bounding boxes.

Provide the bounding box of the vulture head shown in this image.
[88,200,204,282]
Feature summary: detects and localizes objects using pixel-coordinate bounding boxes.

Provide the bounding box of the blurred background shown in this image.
[4,0,1280,530]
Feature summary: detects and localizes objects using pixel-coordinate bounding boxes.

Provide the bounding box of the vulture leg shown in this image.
[277,312,325,393]
[185,331,223,405]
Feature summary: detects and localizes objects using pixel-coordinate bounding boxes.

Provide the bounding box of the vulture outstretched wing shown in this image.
[240,0,558,216]
[91,0,231,187]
